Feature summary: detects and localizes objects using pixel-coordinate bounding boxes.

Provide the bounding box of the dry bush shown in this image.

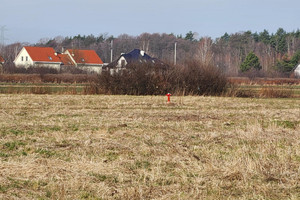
[259,87,293,98]
[96,62,171,95]
[3,64,59,74]
[223,85,257,98]
[0,74,42,83]
[93,60,227,96]
[41,74,97,83]
[173,60,227,95]
[30,86,51,94]
[0,74,97,84]
[228,77,300,85]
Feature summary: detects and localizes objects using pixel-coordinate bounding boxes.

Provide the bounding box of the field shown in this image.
[0,94,300,199]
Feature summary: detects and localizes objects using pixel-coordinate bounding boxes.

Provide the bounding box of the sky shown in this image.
[1,0,299,44]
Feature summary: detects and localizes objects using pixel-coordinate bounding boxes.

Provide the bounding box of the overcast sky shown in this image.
[1,0,299,44]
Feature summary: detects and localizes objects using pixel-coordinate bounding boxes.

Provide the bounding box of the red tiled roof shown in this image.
[67,49,103,65]
[24,46,61,63]
[57,54,75,66]
[0,55,4,63]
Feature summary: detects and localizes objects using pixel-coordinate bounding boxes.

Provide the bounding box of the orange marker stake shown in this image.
[166,93,171,103]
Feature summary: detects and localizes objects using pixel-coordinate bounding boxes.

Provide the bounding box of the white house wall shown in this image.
[14,48,34,68]
[295,64,300,77]
[117,56,127,68]
[78,65,102,74]
[33,62,61,70]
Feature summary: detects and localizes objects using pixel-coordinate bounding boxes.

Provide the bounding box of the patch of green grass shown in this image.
[9,129,24,136]
[48,126,62,131]
[3,141,26,151]
[0,151,9,157]
[69,124,79,132]
[105,151,119,161]
[134,160,151,170]
[88,172,119,184]
[35,148,56,158]
[0,184,8,193]
[274,120,299,129]
[80,190,102,200]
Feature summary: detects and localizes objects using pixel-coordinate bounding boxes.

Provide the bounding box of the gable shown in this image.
[57,54,75,66]
[66,49,103,65]
[107,49,168,69]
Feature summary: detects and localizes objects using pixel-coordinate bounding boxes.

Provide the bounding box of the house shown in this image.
[13,46,104,73]
[57,53,75,66]
[64,49,104,73]
[107,49,167,74]
[294,64,300,78]
[0,55,4,65]
[14,46,62,70]
[0,55,4,73]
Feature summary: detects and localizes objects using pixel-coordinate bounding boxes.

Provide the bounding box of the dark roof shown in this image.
[107,49,168,68]
[122,49,152,63]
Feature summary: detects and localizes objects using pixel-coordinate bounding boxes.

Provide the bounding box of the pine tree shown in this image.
[240,52,262,72]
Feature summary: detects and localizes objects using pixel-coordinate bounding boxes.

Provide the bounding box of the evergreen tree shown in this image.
[221,32,230,42]
[185,31,194,41]
[240,52,262,72]
[275,50,300,72]
[259,29,270,44]
[270,28,287,53]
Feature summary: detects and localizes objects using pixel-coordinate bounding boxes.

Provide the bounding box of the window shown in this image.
[121,60,125,67]
[21,56,23,61]
[48,56,52,60]
[26,56,28,61]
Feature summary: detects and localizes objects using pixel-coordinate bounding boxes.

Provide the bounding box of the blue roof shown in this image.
[122,49,153,63]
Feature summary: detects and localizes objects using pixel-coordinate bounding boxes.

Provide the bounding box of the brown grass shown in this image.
[0,74,98,84]
[0,95,300,199]
[228,77,300,85]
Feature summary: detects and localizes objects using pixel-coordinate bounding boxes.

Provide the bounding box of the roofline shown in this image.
[33,61,62,64]
[76,63,103,65]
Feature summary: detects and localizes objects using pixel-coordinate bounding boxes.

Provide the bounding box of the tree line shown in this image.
[1,28,300,77]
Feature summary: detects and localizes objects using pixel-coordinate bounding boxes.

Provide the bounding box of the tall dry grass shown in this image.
[0,95,299,199]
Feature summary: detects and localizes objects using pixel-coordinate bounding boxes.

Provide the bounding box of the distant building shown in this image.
[0,55,4,65]
[13,46,104,73]
[0,55,4,73]
[64,49,104,73]
[14,46,62,70]
[106,49,167,74]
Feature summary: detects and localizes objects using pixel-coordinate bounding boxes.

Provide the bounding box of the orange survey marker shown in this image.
[166,93,171,103]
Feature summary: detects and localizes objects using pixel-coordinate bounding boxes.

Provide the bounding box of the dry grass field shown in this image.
[0,94,300,199]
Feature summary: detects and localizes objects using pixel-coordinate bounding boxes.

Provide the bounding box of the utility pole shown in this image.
[0,26,8,46]
[110,39,113,63]
[174,41,177,65]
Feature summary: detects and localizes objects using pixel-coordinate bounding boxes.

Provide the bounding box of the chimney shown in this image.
[140,50,145,56]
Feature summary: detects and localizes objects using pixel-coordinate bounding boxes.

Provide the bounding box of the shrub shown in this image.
[259,87,293,98]
[91,60,227,96]
[172,60,227,95]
